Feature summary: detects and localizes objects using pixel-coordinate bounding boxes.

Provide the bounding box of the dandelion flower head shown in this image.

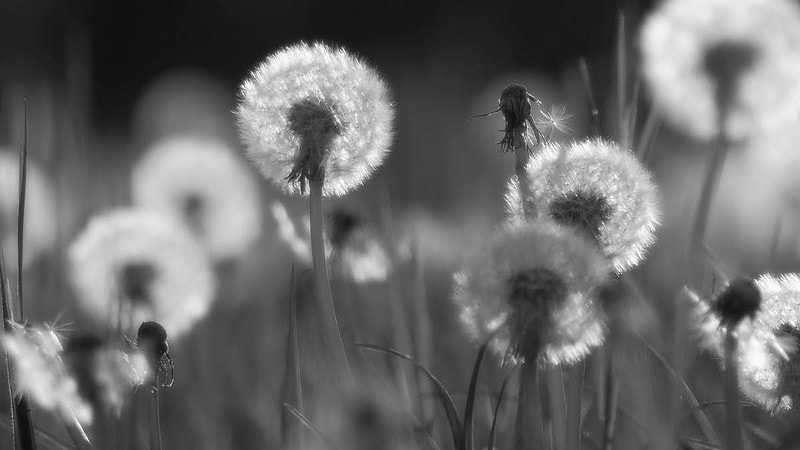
[2,323,93,424]
[640,0,800,140]
[132,135,262,261]
[68,209,216,339]
[453,222,610,366]
[506,138,661,273]
[0,149,56,270]
[690,274,800,412]
[237,42,394,196]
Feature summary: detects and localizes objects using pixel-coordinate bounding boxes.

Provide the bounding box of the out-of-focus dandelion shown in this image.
[506,138,661,273]
[640,0,800,141]
[690,274,800,413]
[132,135,262,262]
[236,41,394,196]
[68,209,216,339]
[0,149,56,270]
[270,201,393,283]
[453,222,609,366]
[1,323,93,425]
[63,334,149,416]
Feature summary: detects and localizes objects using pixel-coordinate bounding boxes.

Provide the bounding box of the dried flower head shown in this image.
[714,277,762,328]
[68,209,216,339]
[689,274,800,412]
[2,323,93,424]
[63,334,148,415]
[136,321,174,388]
[472,83,546,153]
[640,0,800,140]
[132,135,262,261]
[237,42,394,196]
[505,138,661,273]
[453,222,610,366]
[0,149,56,271]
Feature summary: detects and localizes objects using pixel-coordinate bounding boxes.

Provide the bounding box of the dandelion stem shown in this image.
[514,148,535,220]
[515,361,544,450]
[603,357,619,450]
[147,388,162,450]
[724,329,744,450]
[690,131,729,254]
[566,361,585,450]
[308,176,353,386]
[545,367,567,450]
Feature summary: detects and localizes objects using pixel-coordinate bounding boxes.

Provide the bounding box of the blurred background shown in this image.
[3,0,800,448]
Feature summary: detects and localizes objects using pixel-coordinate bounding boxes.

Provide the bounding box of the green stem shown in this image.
[308,176,352,386]
[148,388,162,450]
[566,362,585,450]
[724,329,744,450]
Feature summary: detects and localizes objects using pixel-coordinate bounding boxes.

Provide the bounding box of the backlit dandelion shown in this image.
[690,274,800,412]
[236,42,394,196]
[68,209,216,339]
[1,323,93,425]
[505,138,661,272]
[132,135,262,261]
[640,0,800,140]
[0,149,56,270]
[453,222,609,366]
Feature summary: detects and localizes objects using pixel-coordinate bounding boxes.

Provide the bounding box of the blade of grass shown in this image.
[355,343,464,449]
[17,99,27,314]
[616,13,626,145]
[578,58,601,137]
[0,416,73,450]
[62,414,92,450]
[464,338,490,450]
[636,108,661,161]
[602,359,619,450]
[284,403,340,450]
[636,333,719,444]
[280,265,303,448]
[0,241,17,450]
[488,370,515,450]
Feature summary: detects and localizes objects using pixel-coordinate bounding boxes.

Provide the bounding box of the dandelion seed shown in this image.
[535,104,574,136]
[2,323,93,425]
[453,222,609,366]
[690,274,800,412]
[68,209,216,339]
[0,149,56,271]
[505,138,662,273]
[132,135,262,261]
[640,0,800,140]
[236,42,394,196]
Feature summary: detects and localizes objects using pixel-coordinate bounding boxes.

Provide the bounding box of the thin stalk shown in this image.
[515,147,535,220]
[724,329,744,450]
[62,415,92,450]
[690,132,729,255]
[412,233,434,424]
[578,58,602,137]
[616,13,626,146]
[545,368,567,450]
[515,361,544,450]
[147,388,162,450]
[603,357,619,450]
[566,361,585,450]
[17,100,27,315]
[308,176,352,386]
[281,265,303,448]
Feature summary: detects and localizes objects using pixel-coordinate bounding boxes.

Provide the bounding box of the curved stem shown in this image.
[308,177,353,386]
[724,329,744,450]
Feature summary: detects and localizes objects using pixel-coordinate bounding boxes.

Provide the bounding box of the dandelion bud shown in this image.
[237,42,394,196]
[714,277,762,328]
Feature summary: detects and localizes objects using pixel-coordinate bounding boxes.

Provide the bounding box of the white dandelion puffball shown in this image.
[68,209,216,339]
[236,41,394,196]
[132,135,262,261]
[2,323,93,425]
[690,274,800,412]
[640,0,800,141]
[453,222,610,366]
[0,149,56,270]
[506,139,661,273]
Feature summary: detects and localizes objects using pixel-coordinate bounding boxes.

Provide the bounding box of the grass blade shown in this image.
[284,403,339,450]
[17,99,27,314]
[488,370,515,450]
[280,265,303,447]
[463,338,490,450]
[578,58,601,137]
[355,343,464,449]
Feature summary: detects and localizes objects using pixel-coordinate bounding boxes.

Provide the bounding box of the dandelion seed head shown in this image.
[690,274,800,412]
[2,324,93,424]
[236,42,394,196]
[68,209,216,339]
[505,138,662,273]
[453,222,609,366]
[0,149,56,271]
[713,277,762,328]
[132,135,262,261]
[640,0,800,140]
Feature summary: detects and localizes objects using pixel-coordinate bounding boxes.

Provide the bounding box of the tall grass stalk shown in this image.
[723,329,744,450]
[308,177,352,386]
